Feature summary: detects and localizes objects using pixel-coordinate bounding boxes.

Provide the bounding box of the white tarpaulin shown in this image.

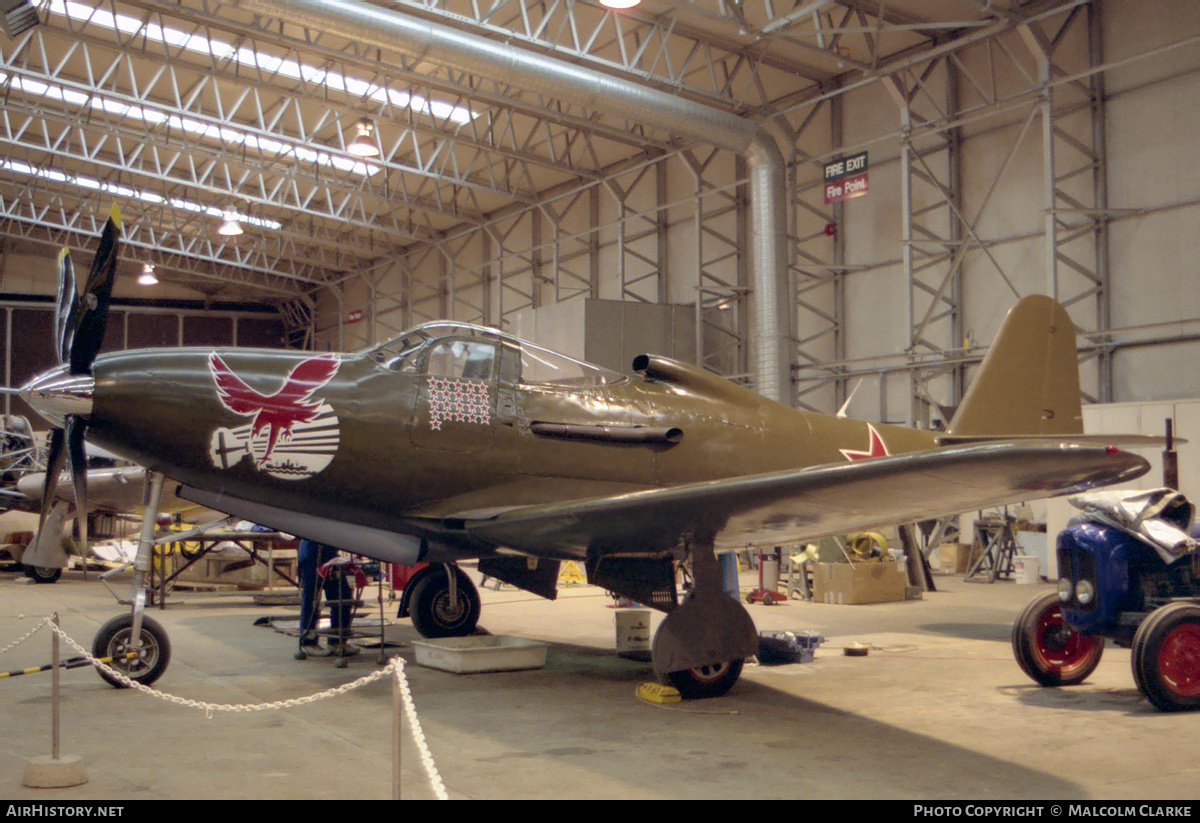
[1067,487,1197,564]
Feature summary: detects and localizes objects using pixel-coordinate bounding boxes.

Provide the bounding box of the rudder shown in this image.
[948,295,1082,437]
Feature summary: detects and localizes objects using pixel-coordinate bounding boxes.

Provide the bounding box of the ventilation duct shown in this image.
[237,0,792,404]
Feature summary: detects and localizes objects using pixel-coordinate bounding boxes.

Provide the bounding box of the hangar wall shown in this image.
[0,0,1185,427]
[313,0,1200,430]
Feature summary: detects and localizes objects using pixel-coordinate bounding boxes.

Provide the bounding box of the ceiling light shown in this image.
[138,263,158,286]
[0,0,39,37]
[347,117,380,158]
[217,210,243,236]
[599,0,641,8]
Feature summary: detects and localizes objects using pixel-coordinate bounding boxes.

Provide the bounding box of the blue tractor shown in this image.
[1012,488,1200,711]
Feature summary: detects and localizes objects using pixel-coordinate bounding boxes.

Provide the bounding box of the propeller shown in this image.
[32,205,122,569]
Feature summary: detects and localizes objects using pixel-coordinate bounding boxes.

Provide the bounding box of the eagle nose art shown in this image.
[19,365,94,427]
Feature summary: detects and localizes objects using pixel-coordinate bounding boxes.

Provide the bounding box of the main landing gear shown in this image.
[400,563,482,638]
[652,534,758,699]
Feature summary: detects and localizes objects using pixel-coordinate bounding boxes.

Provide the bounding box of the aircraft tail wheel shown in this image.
[1131,602,1200,711]
[1012,591,1103,686]
[92,614,171,688]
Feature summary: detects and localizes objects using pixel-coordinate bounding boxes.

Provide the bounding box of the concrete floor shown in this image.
[2,564,1199,801]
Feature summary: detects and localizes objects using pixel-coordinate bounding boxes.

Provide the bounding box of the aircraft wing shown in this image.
[458,442,1150,558]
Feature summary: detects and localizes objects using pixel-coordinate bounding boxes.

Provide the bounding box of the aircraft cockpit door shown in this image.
[411,338,498,453]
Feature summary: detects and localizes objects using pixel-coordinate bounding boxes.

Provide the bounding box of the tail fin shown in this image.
[947,295,1082,437]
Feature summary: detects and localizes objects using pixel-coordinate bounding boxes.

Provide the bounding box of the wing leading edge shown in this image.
[460,442,1150,559]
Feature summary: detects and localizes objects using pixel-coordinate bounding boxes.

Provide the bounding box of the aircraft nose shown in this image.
[19,364,94,427]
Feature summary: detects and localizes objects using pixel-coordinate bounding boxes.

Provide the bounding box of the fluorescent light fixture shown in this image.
[599,0,641,8]
[0,158,284,231]
[2,72,382,177]
[138,263,158,285]
[48,1,474,125]
[347,118,380,158]
[217,210,243,236]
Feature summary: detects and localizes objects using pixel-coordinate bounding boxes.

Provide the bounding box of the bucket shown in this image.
[615,608,651,660]
[762,556,780,590]
[1013,555,1040,584]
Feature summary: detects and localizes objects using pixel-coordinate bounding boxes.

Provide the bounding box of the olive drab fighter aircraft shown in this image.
[20,208,1151,698]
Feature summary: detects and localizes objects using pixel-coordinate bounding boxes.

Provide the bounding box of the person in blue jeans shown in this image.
[297,539,355,654]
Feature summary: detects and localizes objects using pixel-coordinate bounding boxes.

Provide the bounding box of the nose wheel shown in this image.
[91,470,172,689]
[92,613,171,688]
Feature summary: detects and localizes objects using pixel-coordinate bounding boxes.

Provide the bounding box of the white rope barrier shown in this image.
[3,616,449,800]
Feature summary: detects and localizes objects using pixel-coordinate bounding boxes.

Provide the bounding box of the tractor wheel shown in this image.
[1012,591,1104,686]
[1131,602,1200,711]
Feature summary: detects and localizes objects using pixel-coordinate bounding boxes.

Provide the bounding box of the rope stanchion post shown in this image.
[4,617,450,799]
[52,613,60,760]
[393,661,402,800]
[21,614,88,789]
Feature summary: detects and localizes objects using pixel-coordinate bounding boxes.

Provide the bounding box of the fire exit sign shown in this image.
[823,151,869,204]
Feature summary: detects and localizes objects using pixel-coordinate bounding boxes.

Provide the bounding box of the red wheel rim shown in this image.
[1034,604,1098,672]
[1157,622,1200,698]
[690,662,731,683]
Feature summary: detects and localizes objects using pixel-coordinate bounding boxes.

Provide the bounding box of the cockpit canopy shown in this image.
[365,321,626,388]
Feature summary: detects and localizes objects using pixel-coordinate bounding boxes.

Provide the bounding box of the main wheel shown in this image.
[408,567,481,638]
[92,614,171,688]
[1012,591,1104,686]
[664,658,744,700]
[23,564,62,584]
[1131,602,1200,711]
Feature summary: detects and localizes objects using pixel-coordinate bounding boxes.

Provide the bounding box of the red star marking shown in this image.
[840,423,890,462]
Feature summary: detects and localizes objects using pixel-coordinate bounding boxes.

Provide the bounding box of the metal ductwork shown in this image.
[237,0,792,404]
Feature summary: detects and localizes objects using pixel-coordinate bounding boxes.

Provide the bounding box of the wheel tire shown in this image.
[1131,602,1200,711]
[23,564,62,584]
[408,567,481,638]
[664,658,744,700]
[1012,591,1104,686]
[92,614,171,688]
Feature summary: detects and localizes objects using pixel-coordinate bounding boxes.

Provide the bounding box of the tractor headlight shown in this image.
[1058,578,1073,603]
[1076,579,1095,606]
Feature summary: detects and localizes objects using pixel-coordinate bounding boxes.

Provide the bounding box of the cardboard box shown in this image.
[935,542,975,574]
[811,560,907,605]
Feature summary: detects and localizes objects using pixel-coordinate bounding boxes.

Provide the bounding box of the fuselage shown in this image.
[46,321,937,543]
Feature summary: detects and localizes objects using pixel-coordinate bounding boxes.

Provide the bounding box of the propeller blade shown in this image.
[36,426,67,539]
[66,416,89,564]
[69,205,121,375]
[55,247,79,366]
